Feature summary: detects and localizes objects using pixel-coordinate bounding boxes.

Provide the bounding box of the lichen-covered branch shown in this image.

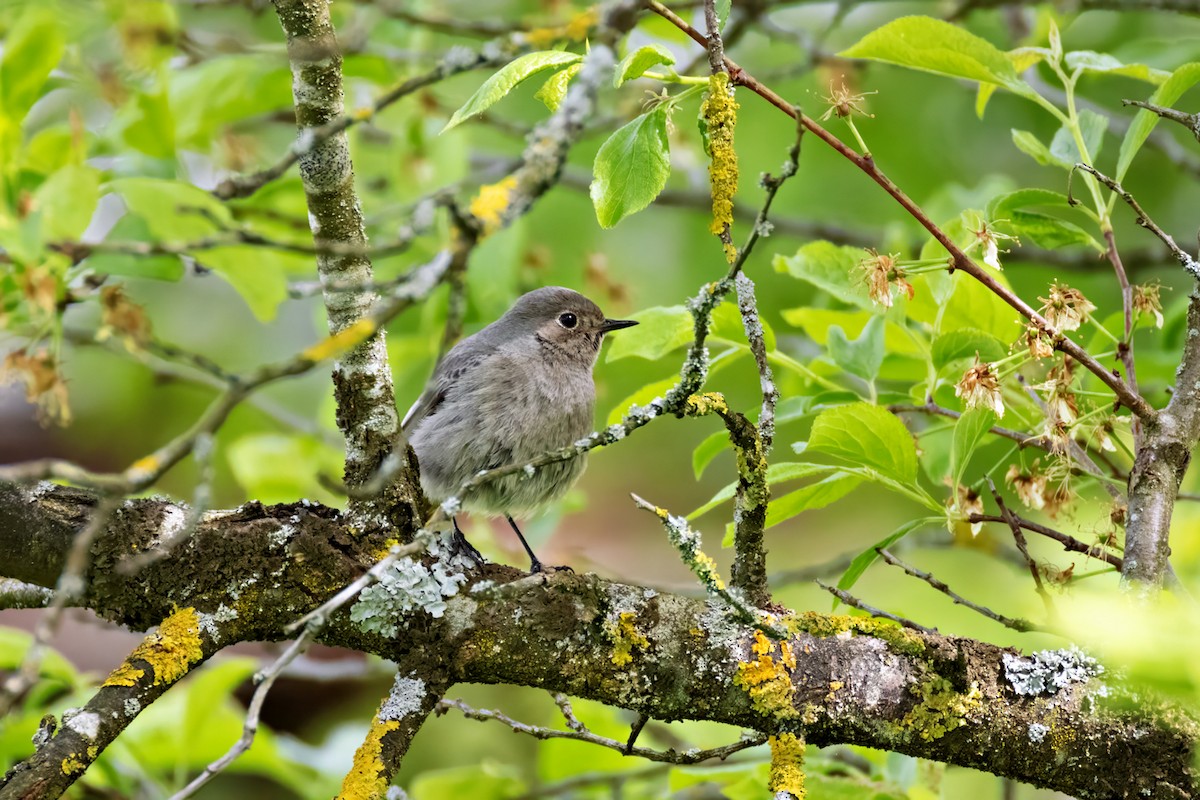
[0,483,1197,800]
[271,0,419,527]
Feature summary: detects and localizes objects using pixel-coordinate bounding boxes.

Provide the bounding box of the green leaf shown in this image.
[33,165,101,242]
[692,429,728,479]
[442,50,582,131]
[108,177,233,240]
[827,315,885,381]
[711,300,776,351]
[832,518,928,610]
[535,63,582,111]
[774,241,871,309]
[951,407,996,488]
[0,7,65,121]
[688,462,835,520]
[1049,108,1106,164]
[590,106,672,228]
[1063,51,1168,84]
[930,328,1007,370]
[119,88,176,160]
[200,246,290,322]
[722,472,863,546]
[1117,62,1200,181]
[0,628,78,685]
[604,305,691,362]
[986,187,1073,219]
[1006,210,1104,251]
[840,16,1028,93]
[1011,129,1068,168]
[412,764,525,800]
[614,44,675,88]
[227,434,343,503]
[807,402,918,484]
[85,214,184,281]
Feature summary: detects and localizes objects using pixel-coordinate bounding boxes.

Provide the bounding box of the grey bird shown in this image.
[402,286,638,572]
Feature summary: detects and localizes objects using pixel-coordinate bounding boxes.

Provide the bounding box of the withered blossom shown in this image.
[819,78,876,120]
[857,248,912,308]
[971,219,1018,270]
[1005,462,1047,511]
[97,285,153,350]
[1037,281,1096,332]
[947,483,985,537]
[954,355,1005,417]
[1023,325,1055,360]
[1133,281,1165,329]
[2,349,71,426]
[20,265,59,317]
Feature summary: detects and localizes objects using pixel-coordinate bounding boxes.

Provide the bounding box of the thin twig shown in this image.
[969,513,1123,569]
[1123,99,1200,142]
[876,548,1045,633]
[988,478,1056,618]
[438,698,767,763]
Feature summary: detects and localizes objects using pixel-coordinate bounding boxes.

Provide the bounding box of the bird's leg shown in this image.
[451,517,486,566]
[505,516,574,574]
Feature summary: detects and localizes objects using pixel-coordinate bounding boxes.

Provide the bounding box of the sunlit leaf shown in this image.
[442,50,582,131]
[614,43,675,87]
[807,402,918,484]
[774,241,871,309]
[590,106,672,228]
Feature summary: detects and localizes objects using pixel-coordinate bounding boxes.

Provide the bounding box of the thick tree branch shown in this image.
[1,484,1196,800]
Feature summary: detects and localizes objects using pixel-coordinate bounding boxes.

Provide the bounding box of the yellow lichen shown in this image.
[61,755,85,775]
[785,611,925,657]
[468,176,519,236]
[683,392,729,417]
[127,454,160,477]
[525,8,598,47]
[735,630,798,719]
[609,611,650,667]
[302,318,378,363]
[102,607,203,688]
[700,71,739,263]
[337,715,401,800]
[902,677,983,741]
[768,732,806,798]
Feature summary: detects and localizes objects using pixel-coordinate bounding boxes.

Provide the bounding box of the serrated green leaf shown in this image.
[604,305,691,362]
[1006,210,1104,251]
[1117,62,1200,181]
[688,462,835,520]
[986,187,1073,219]
[840,16,1029,93]
[614,43,675,88]
[931,328,1007,370]
[535,62,582,111]
[1011,129,1068,168]
[108,177,233,240]
[442,50,582,131]
[807,402,918,484]
[590,106,672,228]
[201,246,290,322]
[722,472,863,546]
[0,7,65,121]
[951,407,997,488]
[832,518,928,610]
[774,241,871,309]
[1063,51,1168,84]
[1050,108,1106,164]
[33,165,101,242]
[827,315,885,382]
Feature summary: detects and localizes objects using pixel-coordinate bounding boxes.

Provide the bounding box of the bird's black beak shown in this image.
[599,318,639,333]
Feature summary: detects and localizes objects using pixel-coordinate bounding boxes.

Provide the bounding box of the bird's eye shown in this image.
[557,312,578,329]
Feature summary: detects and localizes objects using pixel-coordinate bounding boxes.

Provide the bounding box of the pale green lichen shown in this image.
[768,732,806,797]
[786,611,926,657]
[609,611,650,667]
[902,677,983,741]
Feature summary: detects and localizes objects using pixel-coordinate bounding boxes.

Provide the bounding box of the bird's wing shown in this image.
[400,333,497,433]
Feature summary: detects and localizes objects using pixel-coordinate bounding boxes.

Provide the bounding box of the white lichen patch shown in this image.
[379,674,427,722]
[1003,645,1103,697]
[124,698,141,717]
[1028,722,1049,742]
[268,523,297,549]
[350,535,471,634]
[64,709,100,739]
[197,604,239,643]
